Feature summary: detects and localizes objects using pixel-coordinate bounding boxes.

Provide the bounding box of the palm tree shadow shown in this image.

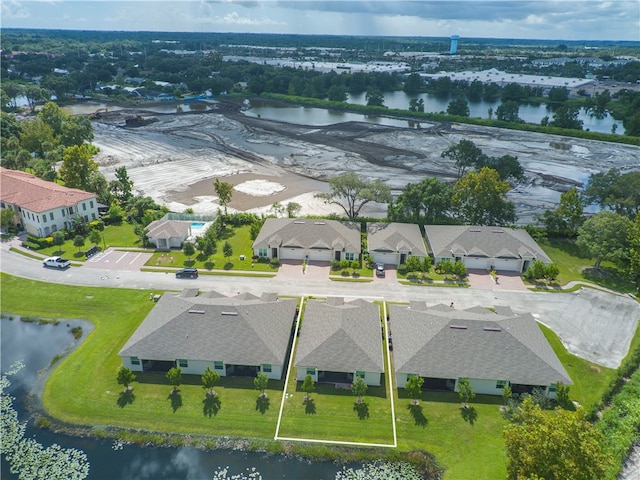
[304,397,316,415]
[408,403,428,427]
[353,401,369,420]
[168,390,183,413]
[460,405,477,425]
[255,394,270,414]
[203,394,222,417]
[117,389,135,408]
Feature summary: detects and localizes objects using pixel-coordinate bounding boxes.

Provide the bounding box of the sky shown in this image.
[1,1,639,42]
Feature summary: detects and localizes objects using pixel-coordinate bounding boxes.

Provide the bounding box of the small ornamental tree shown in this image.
[166,366,182,393]
[201,366,220,397]
[116,366,136,392]
[555,381,571,409]
[88,228,102,247]
[223,241,233,262]
[502,384,513,406]
[52,231,65,254]
[73,234,85,253]
[302,374,315,402]
[405,375,424,405]
[182,241,195,261]
[254,372,269,398]
[458,377,475,408]
[351,375,368,404]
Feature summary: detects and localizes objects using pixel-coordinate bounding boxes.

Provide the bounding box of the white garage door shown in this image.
[308,250,332,262]
[493,258,521,272]
[463,257,489,270]
[281,249,306,261]
[372,253,398,266]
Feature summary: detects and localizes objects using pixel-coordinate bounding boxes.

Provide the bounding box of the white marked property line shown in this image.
[383,301,398,448]
[274,296,305,440]
[274,436,395,448]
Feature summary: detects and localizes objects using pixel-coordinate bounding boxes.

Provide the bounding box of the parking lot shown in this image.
[83,248,153,271]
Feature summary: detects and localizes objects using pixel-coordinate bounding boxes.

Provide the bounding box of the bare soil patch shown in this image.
[91,101,640,222]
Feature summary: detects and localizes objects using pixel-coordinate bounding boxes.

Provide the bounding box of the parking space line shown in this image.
[129,252,143,265]
[115,252,128,264]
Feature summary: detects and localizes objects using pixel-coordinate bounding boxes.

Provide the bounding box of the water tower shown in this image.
[449,35,460,54]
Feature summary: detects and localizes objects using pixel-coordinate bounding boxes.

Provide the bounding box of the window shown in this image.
[68,207,74,215]
[214,361,224,370]
[496,380,508,389]
[130,357,140,365]
[262,364,272,373]
[306,368,315,376]
[258,248,268,257]
[90,200,94,208]
[42,215,47,223]
[84,215,88,222]
[82,203,86,211]
[50,212,54,220]
[549,383,557,392]
[91,213,96,220]
[178,359,188,368]
[61,209,66,217]
[345,252,355,261]
[356,371,365,379]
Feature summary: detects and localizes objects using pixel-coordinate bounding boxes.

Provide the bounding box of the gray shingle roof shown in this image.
[253,218,361,253]
[425,225,551,263]
[367,222,428,256]
[389,304,571,386]
[295,298,384,373]
[146,220,191,239]
[119,292,297,366]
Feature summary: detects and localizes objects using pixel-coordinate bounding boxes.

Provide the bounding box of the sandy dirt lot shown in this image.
[91,102,640,222]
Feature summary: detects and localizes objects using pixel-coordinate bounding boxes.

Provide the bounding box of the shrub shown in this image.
[89,219,105,231]
[257,256,269,264]
[397,263,408,275]
[340,259,350,270]
[331,260,341,271]
[269,258,280,267]
[350,260,360,270]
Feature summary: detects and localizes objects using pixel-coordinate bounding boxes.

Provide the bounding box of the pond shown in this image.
[0,317,345,480]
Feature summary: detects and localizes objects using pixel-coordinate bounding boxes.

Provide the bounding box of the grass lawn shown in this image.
[540,324,616,409]
[145,225,278,272]
[539,238,636,293]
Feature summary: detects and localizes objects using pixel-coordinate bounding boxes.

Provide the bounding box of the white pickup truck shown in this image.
[43,256,71,269]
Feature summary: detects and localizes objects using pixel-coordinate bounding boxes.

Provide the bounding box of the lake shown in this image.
[0,317,345,480]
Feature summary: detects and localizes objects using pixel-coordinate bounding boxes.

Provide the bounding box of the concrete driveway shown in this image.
[275,260,329,280]
[84,248,153,271]
[467,269,528,291]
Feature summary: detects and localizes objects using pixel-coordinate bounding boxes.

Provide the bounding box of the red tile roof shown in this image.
[0,167,95,213]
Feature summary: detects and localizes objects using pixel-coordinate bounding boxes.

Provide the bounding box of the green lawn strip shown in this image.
[398,280,469,288]
[277,373,395,444]
[540,238,635,293]
[395,390,508,480]
[140,267,275,278]
[101,222,139,248]
[539,324,616,409]
[10,247,47,260]
[329,277,373,283]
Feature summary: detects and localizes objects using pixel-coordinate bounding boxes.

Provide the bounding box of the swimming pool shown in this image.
[190,221,210,237]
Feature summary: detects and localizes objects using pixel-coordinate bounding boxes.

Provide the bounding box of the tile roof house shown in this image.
[252,218,361,263]
[389,302,571,398]
[366,222,428,266]
[0,167,98,237]
[119,290,298,380]
[425,225,552,272]
[146,219,193,249]
[295,297,384,386]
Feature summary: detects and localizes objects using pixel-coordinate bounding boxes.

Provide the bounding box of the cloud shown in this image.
[1,0,31,19]
[218,11,285,26]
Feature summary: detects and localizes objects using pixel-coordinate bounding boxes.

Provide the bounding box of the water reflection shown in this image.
[0,318,343,480]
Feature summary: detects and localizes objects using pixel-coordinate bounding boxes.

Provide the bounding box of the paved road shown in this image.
[1,240,638,369]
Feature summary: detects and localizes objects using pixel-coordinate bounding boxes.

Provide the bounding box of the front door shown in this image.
[335,251,341,261]
[272,248,278,258]
[400,253,407,264]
